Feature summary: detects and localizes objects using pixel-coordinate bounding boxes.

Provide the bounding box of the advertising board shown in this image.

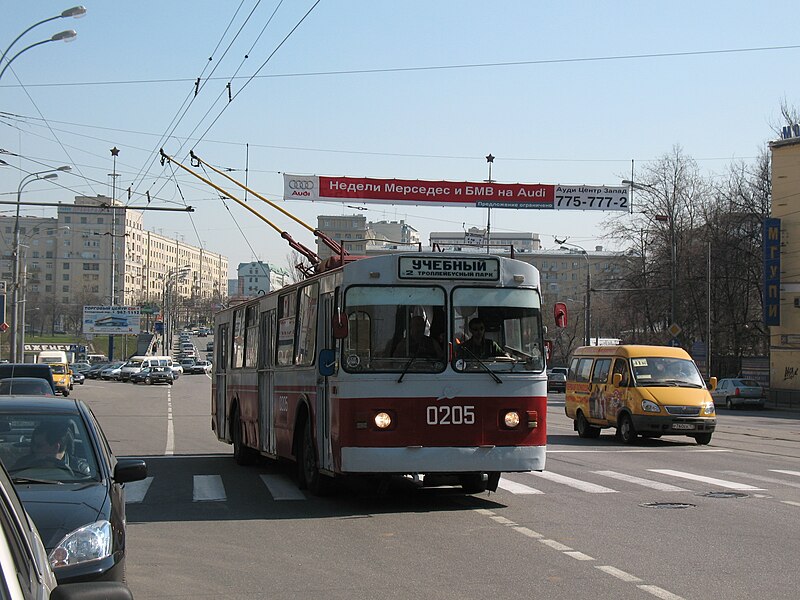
[82,306,141,334]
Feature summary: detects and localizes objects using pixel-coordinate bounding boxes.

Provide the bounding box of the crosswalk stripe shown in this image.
[593,470,689,492]
[125,477,153,504]
[770,470,800,478]
[193,475,226,502]
[648,469,765,491]
[260,474,307,500]
[529,471,617,493]
[721,471,800,489]
[497,477,544,494]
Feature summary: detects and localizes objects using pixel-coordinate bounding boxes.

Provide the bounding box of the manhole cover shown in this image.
[639,502,696,509]
[696,491,748,499]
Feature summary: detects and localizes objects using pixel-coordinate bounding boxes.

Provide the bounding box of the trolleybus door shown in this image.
[215,323,228,440]
[259,310,276,454]
[318,292,334,472]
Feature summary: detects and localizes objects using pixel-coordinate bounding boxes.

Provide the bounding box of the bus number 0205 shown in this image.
[426,405,476,425]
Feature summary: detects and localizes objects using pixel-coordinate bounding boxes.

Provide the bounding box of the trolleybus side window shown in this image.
[232,307,246,369]
[452,286,543,372]
[277,291,297,367]
[343,285,445,373]
[244,304,259,368]
[295,282,319,366]
[217,324,228,372]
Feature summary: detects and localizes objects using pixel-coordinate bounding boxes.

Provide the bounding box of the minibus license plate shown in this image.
[672,423,695,430]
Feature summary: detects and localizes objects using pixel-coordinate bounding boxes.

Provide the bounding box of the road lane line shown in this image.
[529,471,617,493]
[637,584,685,600]
[595,565,642,582]
[260,474,307,500]
[165,387,175,456]
[564,551,594,561]
[193,475,226,502]
[648,469,765,490]
[125,477,153,504]
[781,501,800,507]
[593,470,688,492]
[539,539,572,551]
[512,526,543,539]
[770,469,800,478]
[490,515,516,526]
[497,477,544,494]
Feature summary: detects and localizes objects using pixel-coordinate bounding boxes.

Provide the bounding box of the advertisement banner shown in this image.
[763,218,781,327]
[283,174,629,211]
[82,306,141,335]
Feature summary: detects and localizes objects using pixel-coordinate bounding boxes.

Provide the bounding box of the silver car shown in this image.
[711,378,765,409]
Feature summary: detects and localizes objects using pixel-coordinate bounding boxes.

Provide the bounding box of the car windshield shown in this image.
[630,357,705,387]
[0,379,53,396]
[0,413,100,483]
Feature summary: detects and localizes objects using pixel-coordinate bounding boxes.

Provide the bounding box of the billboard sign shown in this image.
[83,306,141,335]
[763,218,781,327]
[283,174,629,211]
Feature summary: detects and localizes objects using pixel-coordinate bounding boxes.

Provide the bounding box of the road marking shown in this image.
[260,474,307,500]
[165,388,175,456]
[721,471,800,489]
[193,475,226,501]
[511,526,542,539]
[593,470,689,492]
[548,448,731,454]
[497,477,544,494]
[637,584,685,600]
[125,476,153,504]
[781,501,800,508]
[648,469,765,491]
[564,551,594,561]
[770,469,800,478]
[529,471,617,493]
[595,565,642,582]
[539,539,572,551]
[490,515,516,526]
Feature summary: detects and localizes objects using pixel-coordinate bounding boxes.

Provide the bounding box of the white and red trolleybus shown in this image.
[212,252,561,494]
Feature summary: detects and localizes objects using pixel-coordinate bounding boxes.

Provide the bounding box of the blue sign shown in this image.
[154,321,164,333]
[763,218,781,326]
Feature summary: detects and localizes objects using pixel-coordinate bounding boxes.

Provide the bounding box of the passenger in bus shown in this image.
[459,318,506,359]
[391,315,443,359]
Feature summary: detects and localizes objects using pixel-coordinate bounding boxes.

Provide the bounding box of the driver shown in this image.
[458,318,507,359]
[13,422,90,476]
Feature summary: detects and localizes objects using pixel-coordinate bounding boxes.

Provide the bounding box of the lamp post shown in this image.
[162,267,190,357]
[11,167,70,362]
[0,5,85,82]
[554,237,591,346]
[623,179,677,335]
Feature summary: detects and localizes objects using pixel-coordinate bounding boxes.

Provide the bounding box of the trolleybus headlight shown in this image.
[641,400,661,413]
[503,411,521,428]
[374,412,392,429]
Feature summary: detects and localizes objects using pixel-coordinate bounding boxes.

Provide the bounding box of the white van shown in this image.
[120,355,173,381]
[36,350,69,365]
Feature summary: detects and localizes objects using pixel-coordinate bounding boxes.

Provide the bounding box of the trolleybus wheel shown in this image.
[617,413,638,444]
[298,418,331,495]
[576,412,601,439]
[693,432,712,445]
[232,406,257,466]
[459,473,488,494]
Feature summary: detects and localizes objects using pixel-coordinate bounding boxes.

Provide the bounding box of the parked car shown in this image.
[187,360,212,375]
[0,363,56,394]
[547,367,568,393]
[130,366,174,385]
[0,377,57,396]
[100,362,125,381]
[0,396,147,584]
[711,378,766,409]
[82,363,109,380]
[70,362,92,372]
[0,457,134,599]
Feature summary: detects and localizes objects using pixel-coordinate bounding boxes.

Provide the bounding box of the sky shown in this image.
[2,1,798,277]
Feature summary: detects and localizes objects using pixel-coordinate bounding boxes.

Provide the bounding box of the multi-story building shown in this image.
[0,195,228,332]
[236,261,290,298]
[316,215,367,259]
[366,220,420,250]
[429,228,541,253]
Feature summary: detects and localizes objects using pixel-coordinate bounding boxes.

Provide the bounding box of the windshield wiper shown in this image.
[11,476,63,485]
[397,355,419,383]
[456,343,502,384]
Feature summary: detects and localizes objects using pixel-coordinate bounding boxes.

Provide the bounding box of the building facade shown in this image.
[316,215,367,259]
[236,261,290,298]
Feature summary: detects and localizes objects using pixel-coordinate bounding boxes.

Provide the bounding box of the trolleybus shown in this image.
[212,252,562,494]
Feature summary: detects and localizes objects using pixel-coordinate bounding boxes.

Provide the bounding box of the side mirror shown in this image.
[613,372,622,386]
[554,302,567,328]
[332,313,348,339]
[319,349,336,377]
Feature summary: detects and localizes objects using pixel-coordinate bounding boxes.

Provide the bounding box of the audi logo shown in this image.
[288,180,314,190]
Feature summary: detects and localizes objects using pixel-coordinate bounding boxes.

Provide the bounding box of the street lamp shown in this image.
[162,266,190,356]
[0,5,85,82]
[11,167,70,362]
[554,237,591,346]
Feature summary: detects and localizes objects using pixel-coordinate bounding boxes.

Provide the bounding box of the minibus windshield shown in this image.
[631,357,705,388]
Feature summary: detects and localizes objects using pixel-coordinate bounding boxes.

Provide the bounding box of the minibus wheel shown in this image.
[617,414,637,444]
[576,412,601,439]
[693,433,712,445]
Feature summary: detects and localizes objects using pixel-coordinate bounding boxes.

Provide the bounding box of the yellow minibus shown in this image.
[565,345,717,445]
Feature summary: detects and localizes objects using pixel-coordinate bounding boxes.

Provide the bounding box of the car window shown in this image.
[0,414,100,483]
[740,379,760,387]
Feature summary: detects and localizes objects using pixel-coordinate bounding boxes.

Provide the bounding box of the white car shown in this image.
[170,361,184,375]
